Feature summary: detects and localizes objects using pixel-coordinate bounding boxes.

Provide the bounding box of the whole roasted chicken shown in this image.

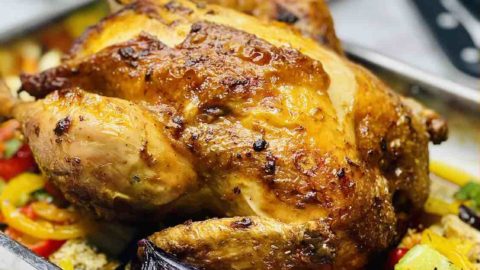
[13,0,447,269]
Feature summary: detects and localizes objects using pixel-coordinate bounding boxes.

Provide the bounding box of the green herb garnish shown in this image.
[30,188,53,203]
[455,182,480,209]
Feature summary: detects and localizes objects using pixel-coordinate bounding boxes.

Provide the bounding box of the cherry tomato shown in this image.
[385,248,409,270]
[0,145,36,180]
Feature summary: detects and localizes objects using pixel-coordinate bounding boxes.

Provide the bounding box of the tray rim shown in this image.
[343,41,480,111]
[0,232,60,270]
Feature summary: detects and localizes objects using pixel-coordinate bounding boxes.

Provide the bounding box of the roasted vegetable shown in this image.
[0,145,35,180]
[0,173,90,240]
[5,227,65,257]
[421,229,473,269]
[49,238,118,270]
[30,201,78,223]
[395,244,457,270]
[430,161,479,187]
[424,196,460,216]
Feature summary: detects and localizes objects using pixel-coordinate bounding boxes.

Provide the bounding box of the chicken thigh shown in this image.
[16,0,447,269]
[13,89,198,220]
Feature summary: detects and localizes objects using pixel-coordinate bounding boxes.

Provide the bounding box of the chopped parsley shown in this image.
[455,182,480,209]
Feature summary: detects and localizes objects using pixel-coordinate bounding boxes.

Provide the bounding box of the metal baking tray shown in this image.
[0,233,59,270]
[0,3,478,270]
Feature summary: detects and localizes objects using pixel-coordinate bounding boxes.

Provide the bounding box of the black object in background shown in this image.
[412,0,480,78]
[460,0,480,20]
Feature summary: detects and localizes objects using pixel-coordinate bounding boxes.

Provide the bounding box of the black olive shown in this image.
[458,205,480,230]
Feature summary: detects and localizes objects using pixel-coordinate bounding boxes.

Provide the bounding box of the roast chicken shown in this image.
[12,0,448,269]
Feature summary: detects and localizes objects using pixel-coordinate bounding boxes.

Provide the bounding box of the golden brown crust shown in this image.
[21,22,367,222]
[199,0,343,54]
[103,0,342,54]
[16,1,446,269]
[14,89,198,220]
[149,216,336,270]
[401,97,448,144]
[23,22,330,108]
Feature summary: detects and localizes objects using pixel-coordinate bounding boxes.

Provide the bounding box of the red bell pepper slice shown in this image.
[29,239,66,257]
[5,227,65,257]
[0,144,36,180]
[20,204,37,220]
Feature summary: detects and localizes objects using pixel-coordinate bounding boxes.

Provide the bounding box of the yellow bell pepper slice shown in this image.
[0,173,44,206]
[421,229,474,270]
[0,173,90,240]
[424,196,461,216]
[31,201,79,223]
[58,259,74,270]
[430,161,480,186]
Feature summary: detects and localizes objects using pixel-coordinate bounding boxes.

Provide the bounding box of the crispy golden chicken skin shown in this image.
[17,0,447,269]
[109,0,343,54]
[14,89,197,219]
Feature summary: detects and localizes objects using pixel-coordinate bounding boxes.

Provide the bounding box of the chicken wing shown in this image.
[148,216,336,270]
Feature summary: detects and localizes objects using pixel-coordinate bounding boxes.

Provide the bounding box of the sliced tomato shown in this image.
[0,145,36,180]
